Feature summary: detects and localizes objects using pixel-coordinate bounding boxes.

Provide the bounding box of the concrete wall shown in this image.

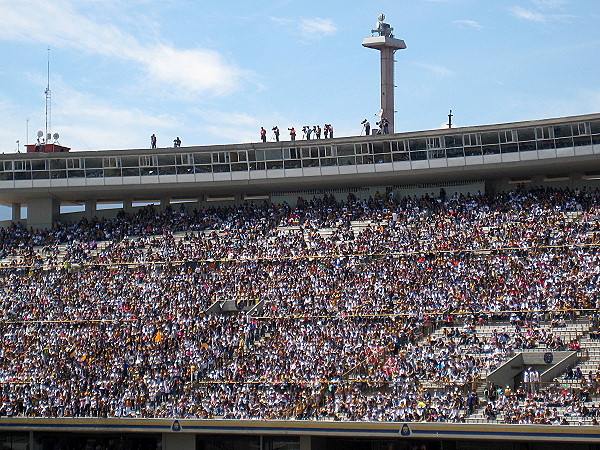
[487,351,575,388]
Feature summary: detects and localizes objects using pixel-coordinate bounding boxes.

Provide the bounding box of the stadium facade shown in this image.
[0,113,600,449]
[0,112,599,229]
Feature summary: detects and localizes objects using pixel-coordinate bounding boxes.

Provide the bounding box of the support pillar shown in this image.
[85,199,97,219]
[11,202,21,222]
[123,199,133,214]
[26,197,59,230]
[197,196,205,210]
[161,198,171,211]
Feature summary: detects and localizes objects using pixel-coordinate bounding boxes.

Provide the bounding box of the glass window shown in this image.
[212,152,230,164]
[122,167,139,177]
[49,159,66,170]
[266,161,283,169]
[392,152,409,161]
[555,137,573,148]
[66,158,83,169]
[574,122,590,136]
[14,160,31,171]
[500,143,518,153]
[140,155,158,167]
[426,137,442,149]
[553,125,572,138]
[519,141,536,151]
[121,156,139,167]
[31,160,48,171]
[103,157,121,168]
[410,150,427,161]
[158,154,175,166]
[194,153,212,164]
[537,139,555,150]
[283,148,301,159]
[178,153,194,165]
[283,160,301,169]
[444,135,462,148]
[499,130,517,143]
[517,127,536,141]
[428,149,446,159]
[535,126,554,140]
[464,146,482,157]
[213,163,230,172]
[67,169,85,178]
[409,138,427,151]
[463,133,481,146]
[483,144,500,155]
[336,143,355,156]
[573,135,591,147]
[253,150,265,161]
[320,146,335,157]
[591,120,600,134]
[481,131,499,145]
[339,155,356,165]
[104,168,121,177]
[158,166,176,175]
[446,147,464,158]
[249,162,265,170]
[85,157,103,169]
[264,149,283,160]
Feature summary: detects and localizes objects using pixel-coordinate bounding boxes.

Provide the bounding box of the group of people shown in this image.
[149,135,181,149]
[0,187,597,420]
[261,125,334,143]
[361,117,389,136]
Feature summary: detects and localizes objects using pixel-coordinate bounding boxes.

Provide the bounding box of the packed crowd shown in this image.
[0,186,598,421]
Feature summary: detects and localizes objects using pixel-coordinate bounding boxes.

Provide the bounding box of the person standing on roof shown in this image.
[260,127,267,143]
[289,127,296,141]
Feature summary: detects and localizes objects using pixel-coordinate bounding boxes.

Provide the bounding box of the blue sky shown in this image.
[0,0,599,152]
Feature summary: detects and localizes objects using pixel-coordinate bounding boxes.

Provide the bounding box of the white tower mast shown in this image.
[45,47,51,143]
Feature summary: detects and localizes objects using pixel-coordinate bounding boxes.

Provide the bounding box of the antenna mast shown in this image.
[45,47,51,143]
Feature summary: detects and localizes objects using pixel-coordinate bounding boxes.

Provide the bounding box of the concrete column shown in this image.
[26,198,59,230]
[160,198,171,211]
[162,433,195,450]
[123,198,133,214]
[11,202,21,222]
[85,199,97,219]
[380,47,396,133]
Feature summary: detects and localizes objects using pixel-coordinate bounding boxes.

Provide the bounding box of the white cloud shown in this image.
[532,0,568,8]
[299,18,338,38]
[511,6,547,22]
[453,20,483,30]
[0,0,244,97]
[270,16,338,40]
[510,4,574,22]
[412,62,456,77]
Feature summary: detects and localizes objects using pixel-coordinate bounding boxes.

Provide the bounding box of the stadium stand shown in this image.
[0,186,598,429]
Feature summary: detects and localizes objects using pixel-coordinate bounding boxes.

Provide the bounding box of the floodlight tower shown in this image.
[362,14,406,134]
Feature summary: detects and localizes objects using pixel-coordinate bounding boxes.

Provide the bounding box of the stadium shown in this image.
[1,7,600,450]
[0,111,598,449]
